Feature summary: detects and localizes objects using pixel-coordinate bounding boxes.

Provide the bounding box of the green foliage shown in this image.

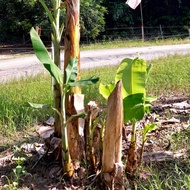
[99,57,156,151]
[99,57,156,122]
[30,27,63,84]
[65,58,78,84]
[38,0,64,42]
[1,0,190,43]
[141,123,158,143]
[104,0,134,27]
[115,58,147,98]
[0,0,38,42]
[3,156,29,190]
[138,159,190,190]
[81,0,107,39]
[30,27,99,88]
[28,102,50,109]
[99,83,115,99]
[139,122,158,163]
[0,75,52,135]
[12,157,28,182]
[0,0,107,42]
[30,26,99,175]
[69,77,99,87]
[146,54,190,95]
[123,93,145,122]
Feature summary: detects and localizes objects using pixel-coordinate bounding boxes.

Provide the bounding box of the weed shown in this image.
[138,160,190,190]
[170,124,190,151]
[2,156,30,190]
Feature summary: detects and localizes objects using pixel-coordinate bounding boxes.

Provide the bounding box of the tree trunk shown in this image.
[64,0,84,164]
[64,0,81,93]
[102,80,124,190]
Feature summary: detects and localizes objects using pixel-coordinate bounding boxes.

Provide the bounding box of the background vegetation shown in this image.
[1,0,190,43]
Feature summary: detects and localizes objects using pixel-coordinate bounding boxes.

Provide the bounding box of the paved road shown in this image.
[0,43,190,82]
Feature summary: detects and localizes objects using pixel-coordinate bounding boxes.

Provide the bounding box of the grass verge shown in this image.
[0,75,52,138]
[80,38,190,50]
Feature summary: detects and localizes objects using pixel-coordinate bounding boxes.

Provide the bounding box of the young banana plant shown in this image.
[30,28,99,177]
[99,57,156,176]
[139,122,158,164]
[38,0,65,137]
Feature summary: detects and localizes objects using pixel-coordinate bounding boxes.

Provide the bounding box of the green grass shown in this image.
[0,54,190,136]
[80,38,190,50]
[0,74,53,136]
[136,125,190,190]
[147,54,190,96]
[137,158,190,190]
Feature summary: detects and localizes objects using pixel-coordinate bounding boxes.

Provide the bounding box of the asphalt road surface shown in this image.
[0,43,190,83]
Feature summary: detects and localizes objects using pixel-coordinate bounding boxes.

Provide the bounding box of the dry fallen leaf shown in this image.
[44,116,55,126]
[36,126,54,139]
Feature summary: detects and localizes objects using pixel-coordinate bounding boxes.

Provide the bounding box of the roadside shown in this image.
[0,54,28,60]
[0,43,190,83]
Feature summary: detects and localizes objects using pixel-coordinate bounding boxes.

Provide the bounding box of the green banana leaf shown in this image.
[30,27,63,85]
[65,57,99,87]
[65,58,78,84]
[143,123,158,135]
[69,76,99,87]
[98,57,156,123]
[115,57,146,98]
[99,83,115,99]
[123,93,145,122]
[39,0,57,36]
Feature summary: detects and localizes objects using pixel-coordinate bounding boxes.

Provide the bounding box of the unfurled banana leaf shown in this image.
[99,83,115,99]
[115,57,146,98]
[30,27,63,85]
[65,58,78,84]
[65,57,99,87]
